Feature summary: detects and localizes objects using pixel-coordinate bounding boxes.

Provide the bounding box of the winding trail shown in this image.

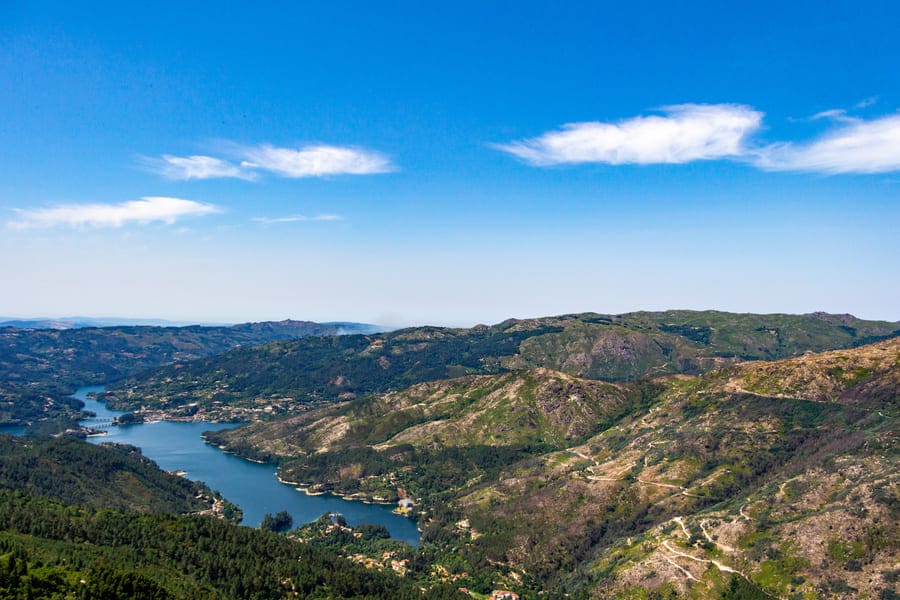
[571,448,703,500]
[639,478,703,498]
[640,479,682,490]
[777,477,799,500]
[661,540,745,577]
[661,552,702,583]
[700,519,735,553]
[661,516,745,586]
[673,516,691,539]
[569,449,591,461]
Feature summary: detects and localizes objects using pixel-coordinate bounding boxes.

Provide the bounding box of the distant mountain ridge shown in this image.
[0,316,221,329]
[0,316,384,331]
[104,310,899,415]
[0,319,381,428]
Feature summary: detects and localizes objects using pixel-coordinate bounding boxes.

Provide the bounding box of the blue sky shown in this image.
[1,1,898,326]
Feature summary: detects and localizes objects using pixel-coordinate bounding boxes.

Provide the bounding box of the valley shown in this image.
[0,320,377,431]
[205,333,898,598]
[1,311,896,598]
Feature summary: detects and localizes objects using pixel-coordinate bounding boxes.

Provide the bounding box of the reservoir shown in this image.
[76,386,420,546]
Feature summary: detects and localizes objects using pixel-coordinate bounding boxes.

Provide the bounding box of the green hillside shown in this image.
[453,338,898,597]
[208,369,643,454]
[0,491,461,599]
[208,337,899,598]
[103,311,898,418]
[3,311,897,598]
[0,435,463,599]
[0,320,373,428]
[0,435,223,515]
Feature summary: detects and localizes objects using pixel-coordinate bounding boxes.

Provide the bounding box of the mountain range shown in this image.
[207,334,899,599]
[0,319,379,429]
[0,310,897,598]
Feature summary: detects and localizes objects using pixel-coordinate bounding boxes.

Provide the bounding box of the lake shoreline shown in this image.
[75,385,421,546]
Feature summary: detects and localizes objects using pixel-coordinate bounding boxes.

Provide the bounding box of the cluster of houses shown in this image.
[394,496,416,515]
[348,551,409,576]
[456,589,520,600]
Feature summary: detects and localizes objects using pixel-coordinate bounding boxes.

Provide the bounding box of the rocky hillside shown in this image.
[206,368,648,459]
[456,338,898,597]
[211,337,898,598]
[104,311,898,415]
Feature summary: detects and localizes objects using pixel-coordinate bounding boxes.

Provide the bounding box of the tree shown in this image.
[260,511,293,533]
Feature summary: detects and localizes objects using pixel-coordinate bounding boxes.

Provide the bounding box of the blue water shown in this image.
[0,424,26,437]
[75,386,419,545]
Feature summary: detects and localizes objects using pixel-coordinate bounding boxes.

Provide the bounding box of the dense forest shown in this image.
[0,436,464,598]
[0,491,464,599]
[0,435,218,515]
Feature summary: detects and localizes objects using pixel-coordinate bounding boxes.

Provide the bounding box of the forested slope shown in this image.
[0,436,462,599]
[0,491,462,599]
[105,311,898,415]
[0,436,217,515]
[0,320,374,427]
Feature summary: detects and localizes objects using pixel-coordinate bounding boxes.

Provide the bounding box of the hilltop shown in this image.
[208,369,644,457]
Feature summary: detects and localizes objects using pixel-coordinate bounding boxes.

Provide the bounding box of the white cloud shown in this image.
[252,213,343,224]
[146,144,394,180]
[8,197,220,229]
[240,144,394,177]
[753,114,900,174]
[494,104,763,166]
[144,155,253,180]
[809,109,858,124]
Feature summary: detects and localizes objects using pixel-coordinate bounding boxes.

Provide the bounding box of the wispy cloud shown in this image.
[147,144,395,181]
[753,114,900,174]
[8,197,220,229]
[856,96,878,109]
[143,154,253,181]
[493,104,763,166]
[240,144,394,177]
[252,213,344,224]
[496,103,900,175]
[809,108,858,124]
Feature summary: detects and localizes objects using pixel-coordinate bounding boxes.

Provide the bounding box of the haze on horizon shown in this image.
[2,2,898,326]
